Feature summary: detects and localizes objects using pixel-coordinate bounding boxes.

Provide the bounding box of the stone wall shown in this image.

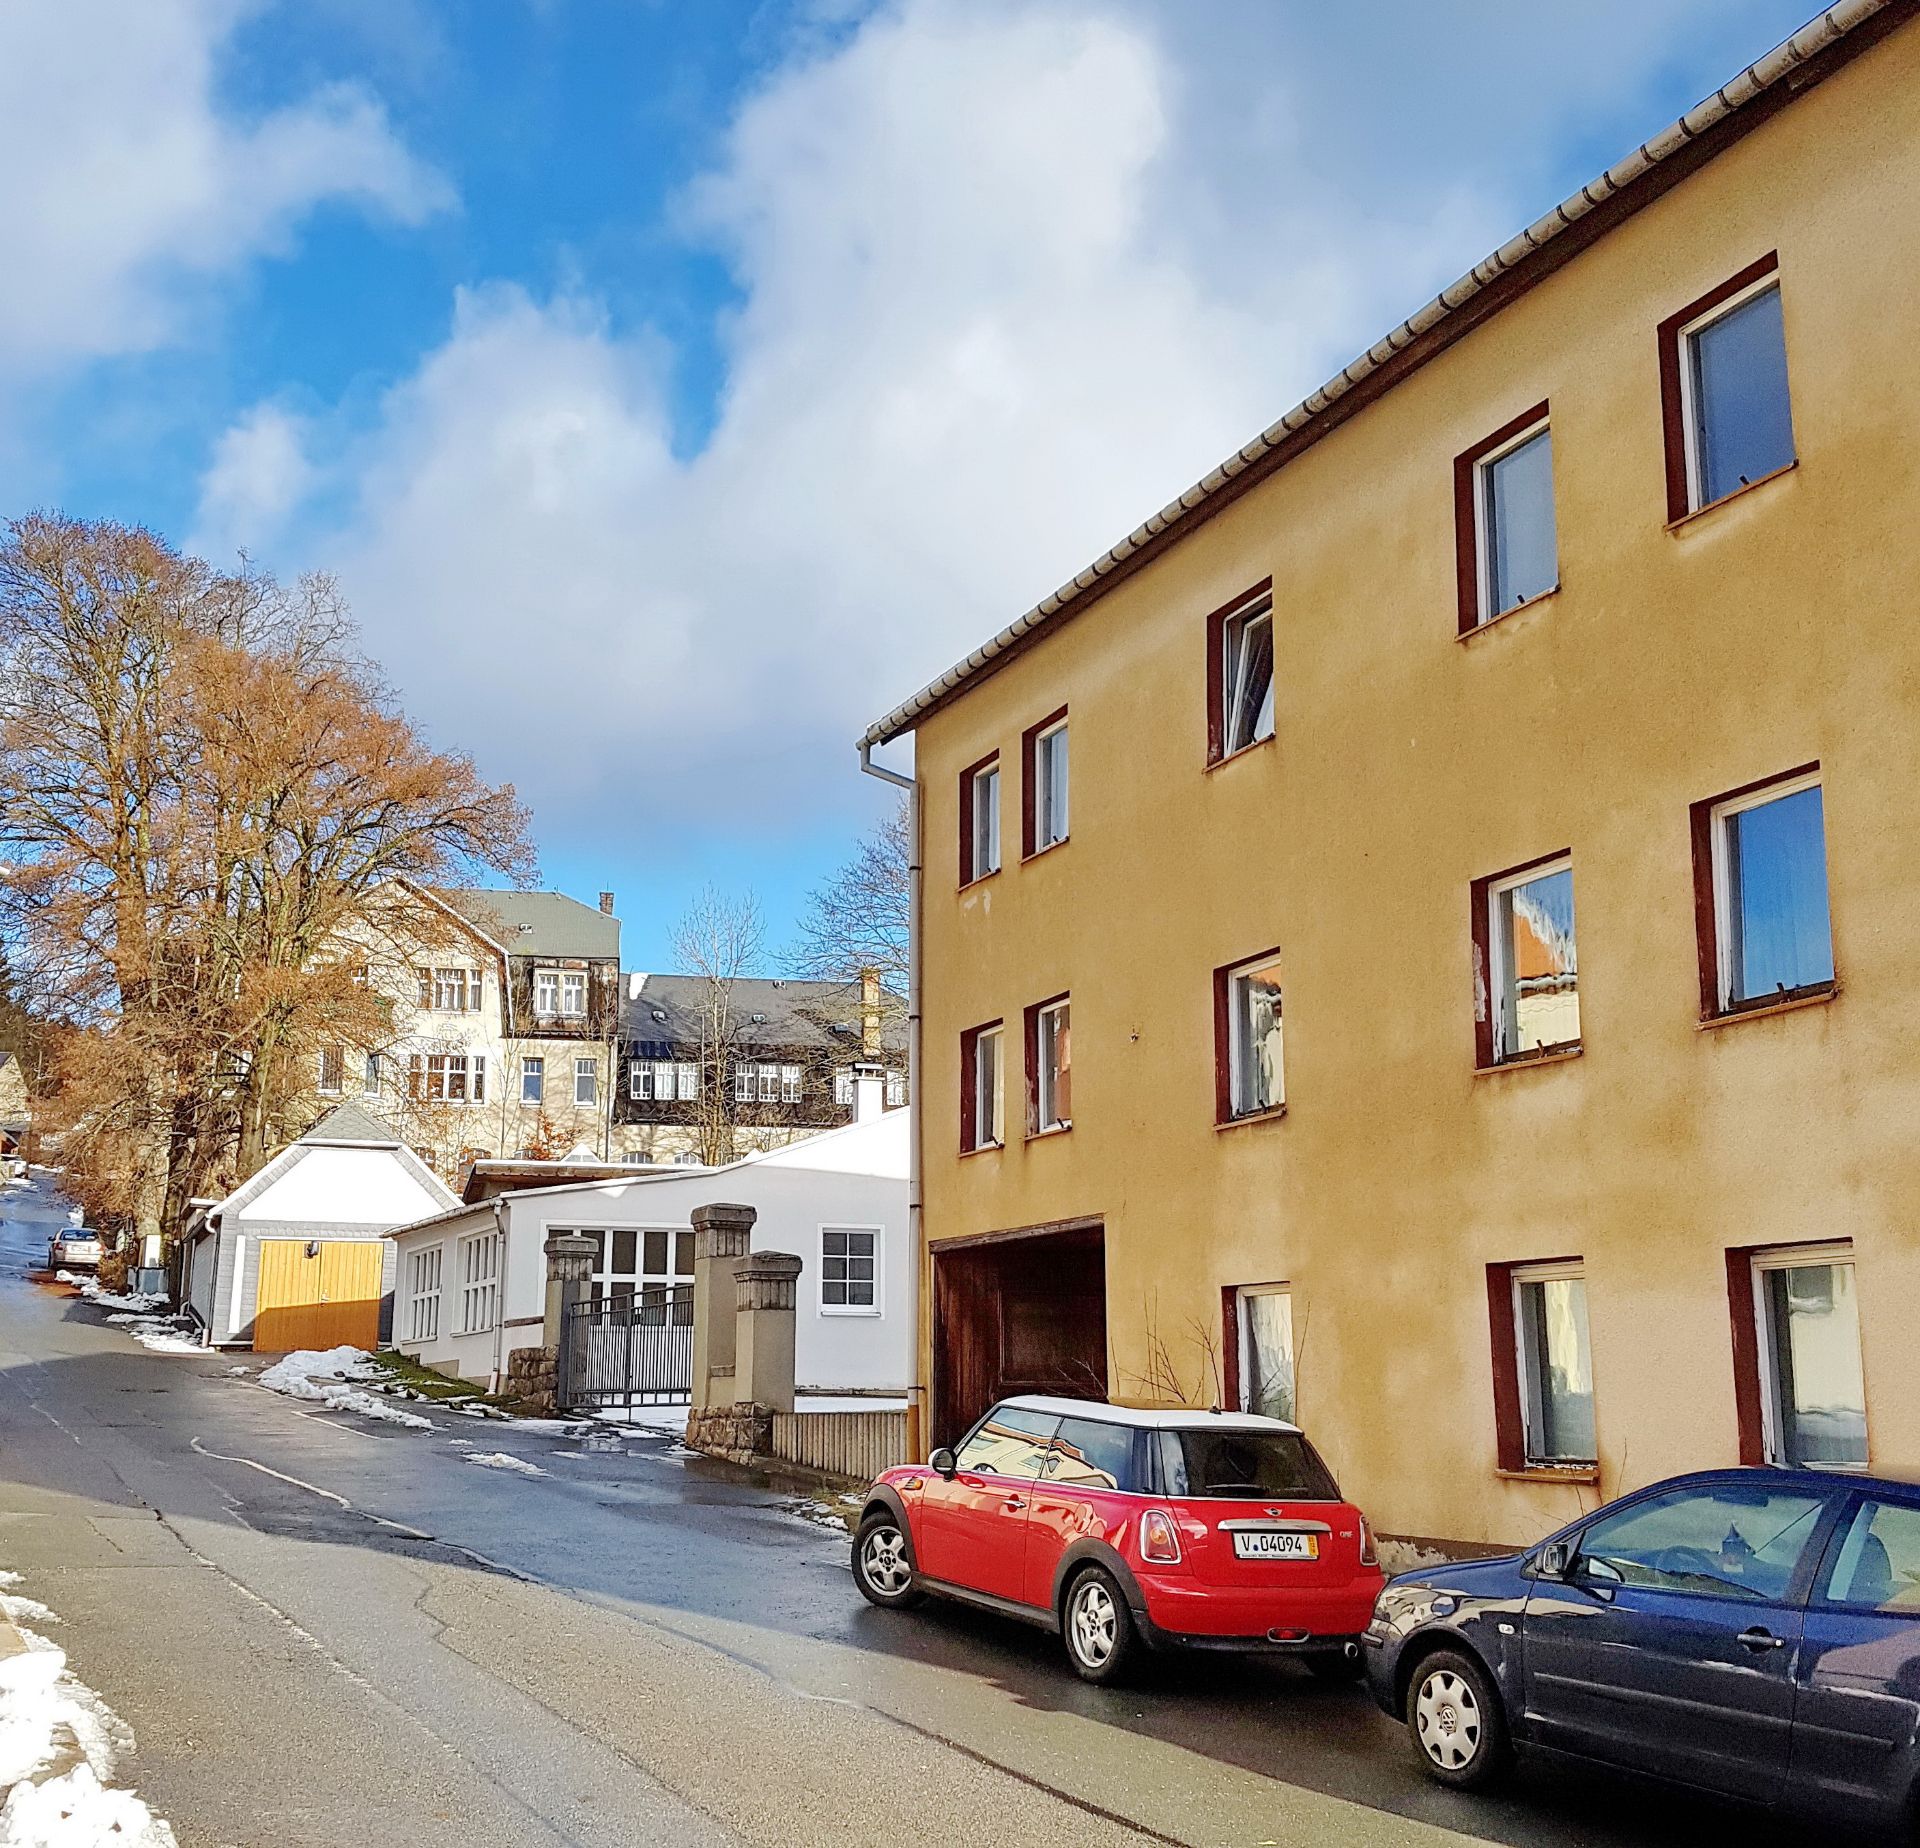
[684,1402,772,1466]
[502,1343,558,1415]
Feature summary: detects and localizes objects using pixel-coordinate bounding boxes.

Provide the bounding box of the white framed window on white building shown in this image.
[1511,1261,1596,1467]
[361,1052,381,1099]
[1232,1284,1295,1423]
[534,967,588,1018]
[574,1057,598,1105]
[457,1231,502,1335]
[885,1068,906,1108]
[1698,767,1834,1016]
[521,1056,543,1104]
[1478,854,1580,1066]
[820,1226,880,1315]
[1749,1243,1866,1468]
[1472,413,1557,624]
[430,967,482,1012]
[316,1046,344,1095]
[410,1051,487,1103]
[407,1245,443,1343]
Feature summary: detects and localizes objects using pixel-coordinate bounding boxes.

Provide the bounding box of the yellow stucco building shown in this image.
[863,2,1920,1551]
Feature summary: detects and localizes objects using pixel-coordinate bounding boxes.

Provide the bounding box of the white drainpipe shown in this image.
[859,739,923,1459]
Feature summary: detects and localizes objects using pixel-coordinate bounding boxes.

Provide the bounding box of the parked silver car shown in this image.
[47,1228,104,1270]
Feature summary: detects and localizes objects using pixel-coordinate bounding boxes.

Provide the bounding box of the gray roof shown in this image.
[301,1101,403,1147]
[860,0,1892,746]
[442,889,620,961]
[621,974,905,1057]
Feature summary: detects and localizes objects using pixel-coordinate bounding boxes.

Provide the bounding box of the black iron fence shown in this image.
[560,1284,693,1411]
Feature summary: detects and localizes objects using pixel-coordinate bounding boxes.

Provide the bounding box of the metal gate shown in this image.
[560,1283,693,1410]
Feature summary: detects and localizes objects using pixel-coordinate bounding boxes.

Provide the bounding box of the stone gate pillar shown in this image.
[691,1202,756,1411]
[542,1232,597,1348]
[733,1250,803,1416]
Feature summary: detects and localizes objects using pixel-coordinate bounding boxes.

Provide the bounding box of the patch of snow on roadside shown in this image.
[464,1452,547,1479]
[0,1762,176,1846]
[0,1599,55,1630]
[0,1609,174,1845]
[102,1315,202,1356]
[257,1349,433,1431]
[77,1282,166,1315]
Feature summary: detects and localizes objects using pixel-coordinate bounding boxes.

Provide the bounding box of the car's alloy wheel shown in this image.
[1062,1567,1134,1684]
[1414,1666,1482,1772]
[852,1518,920,1608]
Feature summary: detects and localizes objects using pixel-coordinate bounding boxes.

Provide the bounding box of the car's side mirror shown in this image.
[929,1447,957,1480]
[1535,1541,1573,1581]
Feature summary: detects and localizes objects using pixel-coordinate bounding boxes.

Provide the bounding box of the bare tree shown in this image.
[791,798,908,1016]
[671,884,765,1167]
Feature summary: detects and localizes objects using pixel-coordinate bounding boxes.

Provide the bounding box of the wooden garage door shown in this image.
[254,1241,384,1352]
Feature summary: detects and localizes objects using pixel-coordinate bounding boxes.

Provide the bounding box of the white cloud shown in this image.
[0,0,449,381]
[190,403,315,558]
[215,0,1802,841]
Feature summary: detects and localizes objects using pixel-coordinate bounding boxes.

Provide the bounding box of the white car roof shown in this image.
[997,1394,1301,1435]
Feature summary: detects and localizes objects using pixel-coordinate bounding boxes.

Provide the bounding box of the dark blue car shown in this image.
[1364,1467,1920,1833]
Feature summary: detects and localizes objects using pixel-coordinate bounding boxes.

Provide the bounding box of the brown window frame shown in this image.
[1453,400,1551,634]
[957,750,1001,888]
[1485,1256,1588,1475]
[1205,579,1275,766]
[1470,849,1578,1070]
[958,1019,1004,1154]
[1688,761,1829,1020]
[1657,251,1782,524]
[1214,948,1285,1125]
[1023,991,1071,1138]
[1021,706,1069,860]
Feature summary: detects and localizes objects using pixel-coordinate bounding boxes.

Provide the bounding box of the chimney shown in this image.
[859,966,881,1058]
[598,891,615,915]
[851,1061,885,1125]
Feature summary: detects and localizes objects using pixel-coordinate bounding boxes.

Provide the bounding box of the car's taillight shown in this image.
[1140,1507,1182,1566]
[1358,1513,1378,1567]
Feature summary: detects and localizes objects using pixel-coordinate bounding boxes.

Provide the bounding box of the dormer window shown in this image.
[534,968,588,1017]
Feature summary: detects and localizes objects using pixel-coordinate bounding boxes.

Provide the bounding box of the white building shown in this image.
[388,1085,910,1396]
[181,1103,458,1350]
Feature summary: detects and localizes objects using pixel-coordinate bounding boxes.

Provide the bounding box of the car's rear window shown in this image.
[1158,1428,1339,1501]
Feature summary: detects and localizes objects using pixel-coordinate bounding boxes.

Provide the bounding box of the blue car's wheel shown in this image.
[1407,1648,1511,1790]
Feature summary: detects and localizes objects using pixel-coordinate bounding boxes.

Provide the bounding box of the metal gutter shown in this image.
[859,0,1892,749]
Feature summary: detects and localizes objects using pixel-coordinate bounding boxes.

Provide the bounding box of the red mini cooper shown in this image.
[852,1395,1385,1683]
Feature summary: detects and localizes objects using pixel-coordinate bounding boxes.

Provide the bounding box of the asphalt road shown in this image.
[0,1177,1813,1847]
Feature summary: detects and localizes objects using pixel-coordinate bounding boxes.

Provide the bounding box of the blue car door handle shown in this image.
[1738,1627,1787,1652]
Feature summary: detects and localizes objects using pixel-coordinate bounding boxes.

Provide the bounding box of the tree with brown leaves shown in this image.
[0,513,535,1247]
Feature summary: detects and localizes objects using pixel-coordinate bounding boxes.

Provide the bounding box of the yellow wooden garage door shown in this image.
[254,1241,384,1352]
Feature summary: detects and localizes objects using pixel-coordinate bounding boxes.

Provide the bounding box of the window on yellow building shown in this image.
[1474,854,1579,1067]
[961,1021,1004,1151]
[1027,996,1071,1134]
[1455,404,1556,631]
[1217,595,1274,759]
[1659,255,1795,520]
[1024,710,1069,855]
[960,753,1001,885]
[1216,952,1284,1121]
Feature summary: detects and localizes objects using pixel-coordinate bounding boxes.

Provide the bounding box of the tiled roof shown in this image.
[620,974,905,1057]
[441,889,620,961]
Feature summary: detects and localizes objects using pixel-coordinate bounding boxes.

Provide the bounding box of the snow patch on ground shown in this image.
[101,1316,201,1356]
[589,1403,689,1434]
[463,1452,547,1479]
[74,1283,166,1315]
[0,1614,174,1845]
[256,1349,434,1431]
[0,1602,54,1632]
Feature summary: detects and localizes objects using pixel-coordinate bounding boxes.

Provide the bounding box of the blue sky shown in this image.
[3,0,1818,969]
